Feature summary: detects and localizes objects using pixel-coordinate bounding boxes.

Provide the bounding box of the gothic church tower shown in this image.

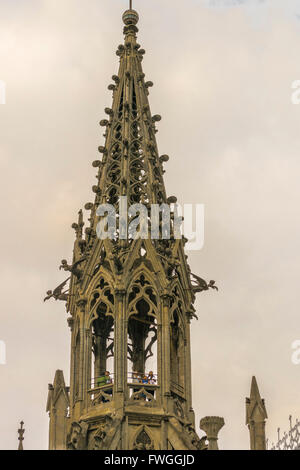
[46,7,211,451]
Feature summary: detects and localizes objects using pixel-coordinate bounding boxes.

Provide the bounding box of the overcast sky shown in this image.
[0,0,300,450]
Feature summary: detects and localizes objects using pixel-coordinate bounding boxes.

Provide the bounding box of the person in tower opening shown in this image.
[140,375,148,400]
[148,371,156,385]
[96,372,107,388]
[132,371,139,383]
[96,372,112,402]
[105,371,112,384]
[105,371,113,398]
[147,371,156,398]
[132,371,140,393]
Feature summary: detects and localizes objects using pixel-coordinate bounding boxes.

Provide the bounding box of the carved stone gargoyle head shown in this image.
[67,421,89,450]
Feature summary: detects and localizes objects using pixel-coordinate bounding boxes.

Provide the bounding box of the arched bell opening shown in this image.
[127,298,158,387]
[91,302,114,391]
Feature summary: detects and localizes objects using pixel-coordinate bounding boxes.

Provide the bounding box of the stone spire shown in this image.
[88,7,168,231]
[17,421,25,451]
[246,376,268,450]
[46,6,217,451]
[46,370,70,450]
[64,5,189,317]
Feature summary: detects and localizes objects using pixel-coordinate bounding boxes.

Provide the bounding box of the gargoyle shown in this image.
[59,257,86,280]
[190,274,218,293]
[109,246,130,274]
[67,421,89,450]
[44,277,70,302]
[185,424,208,450]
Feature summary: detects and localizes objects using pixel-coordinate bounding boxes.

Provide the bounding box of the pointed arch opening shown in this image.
[127,274,158,397]
[87,279,115,404]
[132,426,155,450]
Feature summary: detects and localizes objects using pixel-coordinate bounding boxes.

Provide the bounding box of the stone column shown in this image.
[160,293,171,410]
[184,315,194,424]
[200,416,225,450]
[114,288,127,398]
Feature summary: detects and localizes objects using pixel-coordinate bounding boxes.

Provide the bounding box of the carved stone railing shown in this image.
[127,383,158,404]
[170,381,184,398]
[268,416,300,450]
[87,384,114,406]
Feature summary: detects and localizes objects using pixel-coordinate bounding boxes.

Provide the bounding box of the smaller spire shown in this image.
[246,376,268,450]
[17,421,25,451]
[250,375,261,401]
[246,376,267,421]
[72,210,84,240]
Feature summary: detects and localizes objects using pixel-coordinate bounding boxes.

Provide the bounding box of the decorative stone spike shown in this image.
[17,421,25,451]
[92,185,101,194]
[112,75,120,83]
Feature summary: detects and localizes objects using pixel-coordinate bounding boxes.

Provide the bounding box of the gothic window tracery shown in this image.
[133,427,155,450]
[127,274,158,377]
[88,277,115,387]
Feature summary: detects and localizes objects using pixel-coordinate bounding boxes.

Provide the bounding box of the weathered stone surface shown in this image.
[46,7,217,451]
[246,376,268,450]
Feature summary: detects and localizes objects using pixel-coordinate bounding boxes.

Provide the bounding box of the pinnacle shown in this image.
[246,376,268,425]
[250,376,261,400]
[86,14,168,232]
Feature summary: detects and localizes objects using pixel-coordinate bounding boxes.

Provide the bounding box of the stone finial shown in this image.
[122,9,139,26]
[246,376,268,450]
[200,416,225,450]
[18,421,25,451]
[71,210,84,240]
